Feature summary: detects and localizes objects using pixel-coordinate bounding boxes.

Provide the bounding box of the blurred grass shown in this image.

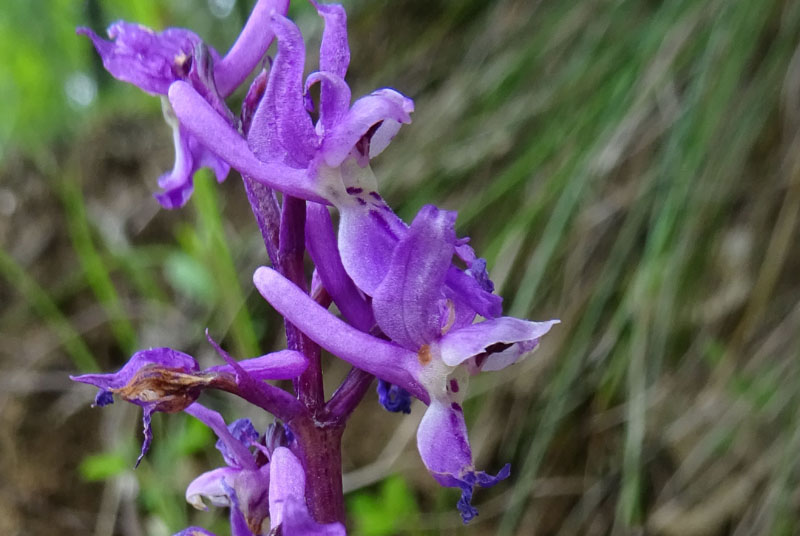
[3,0,800,535]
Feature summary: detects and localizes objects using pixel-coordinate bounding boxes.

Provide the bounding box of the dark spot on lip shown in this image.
[356,197,367,205]
[485,342,513,354]
[346,186,363,194]
[369,191,382,201]
[451,402,463,412]
[449,379,460,393]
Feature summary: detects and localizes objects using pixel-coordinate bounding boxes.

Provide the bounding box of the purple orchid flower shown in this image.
[268,447,346,535]
[166,3,415,247]
[184,407,273,536]
[252,204,559,522]
[184,415,345,536]
[78,0,290,208]
[71,347,306,466]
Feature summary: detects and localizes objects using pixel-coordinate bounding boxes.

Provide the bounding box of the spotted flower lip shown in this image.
[70,347,307,465]
[253,204,558,522]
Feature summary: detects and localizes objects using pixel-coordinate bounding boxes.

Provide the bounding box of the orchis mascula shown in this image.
[74,1,558,534]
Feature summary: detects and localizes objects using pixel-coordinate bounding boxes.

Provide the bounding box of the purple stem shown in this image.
[279,196,325,411]
[289,415,345,524]
[242,176,281,262]
[324,367,375,423]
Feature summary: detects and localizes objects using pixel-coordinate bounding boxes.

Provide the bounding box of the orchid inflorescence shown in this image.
[72,1,558,534]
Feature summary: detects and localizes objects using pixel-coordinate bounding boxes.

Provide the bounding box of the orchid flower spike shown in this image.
[253,204,559,522]
[71,347,306,466]
[78,0,290,207]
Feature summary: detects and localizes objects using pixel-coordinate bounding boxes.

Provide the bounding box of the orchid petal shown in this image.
[416,398,510,523]
[312,1,349,78]
[321,89,414,167]
[186,466,238,510]
[253,266,428,402]
[214,419,260,467]
[154,113,230,209]
[168,81,327,203]
[377,380,412,414]
[444,265,503,321]
[306,71,352,135]
[269,447,345,535]
[305,202,374,331]
[373,205,457,350]
[70,347,198,398]
[214,0,290,97]
[233,466,272,535]
[77,23,203,95]
[439,318,560,368]
[337,200,407,295]
[206,349,308,380]
[248,13,317,166]
[184,403,258,471]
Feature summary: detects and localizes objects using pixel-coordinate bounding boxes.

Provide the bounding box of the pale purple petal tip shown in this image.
[438,317,560,368]
[321,88,415,167]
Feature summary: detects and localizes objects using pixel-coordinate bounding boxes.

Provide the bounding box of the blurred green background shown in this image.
[3,0,800,534]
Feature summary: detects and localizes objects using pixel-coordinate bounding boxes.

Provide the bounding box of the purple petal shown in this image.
[312,1,349,78]
[78,23,205,95]
[373,205,457,350]
[306,71,352,136]
[377,380,412,414]
[268,447,345,535]
[312,1,350,135]
[206,349,308,380]
[186,466,239,509]
[305,202,374,331]
[168,81,327,203]
[136,407,154,467]
[444,266,503,322]
[184,403,258,471]
[214,419,260,467]
[154,119,231,209]
[233,466,272,535]
[253,266,428,402]
[416,398,510,524]
[321,88,414,167]
[70,347,198,394]
[337,200,407,295]
[214,0,290,97]
[247,13,318,166]
[438,318,560,368]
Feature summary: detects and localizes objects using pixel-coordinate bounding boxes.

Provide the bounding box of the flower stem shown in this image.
[289,415,346,524]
